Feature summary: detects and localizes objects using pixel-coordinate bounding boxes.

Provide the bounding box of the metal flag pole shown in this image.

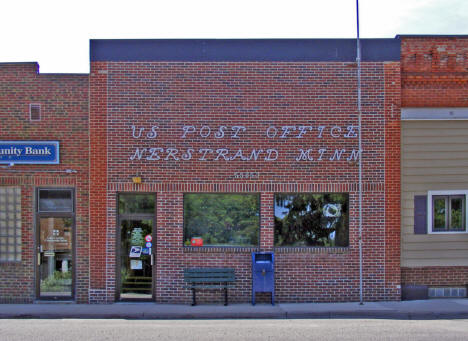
[356,0,364,305]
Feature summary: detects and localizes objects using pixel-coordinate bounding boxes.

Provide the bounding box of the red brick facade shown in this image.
[400,36,468,289]
[401,267,468,287]
[0,63,89,303]
[87,56,401,303]
[401,36,468,107]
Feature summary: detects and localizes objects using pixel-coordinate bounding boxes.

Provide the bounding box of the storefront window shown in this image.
[38,189,73,212]
[274,193,349,247]
[184,193,260,247]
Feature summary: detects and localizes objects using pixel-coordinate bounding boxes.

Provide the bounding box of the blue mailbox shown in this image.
[252,252,274,305]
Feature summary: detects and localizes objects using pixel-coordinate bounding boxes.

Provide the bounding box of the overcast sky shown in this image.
[1,0,467,73]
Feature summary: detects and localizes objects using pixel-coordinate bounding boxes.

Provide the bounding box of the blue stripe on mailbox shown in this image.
[0,141,59,164]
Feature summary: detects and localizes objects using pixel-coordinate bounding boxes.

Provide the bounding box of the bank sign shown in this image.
[0,141,59,164]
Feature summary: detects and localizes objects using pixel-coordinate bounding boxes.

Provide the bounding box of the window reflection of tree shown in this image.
[274,193,349,247]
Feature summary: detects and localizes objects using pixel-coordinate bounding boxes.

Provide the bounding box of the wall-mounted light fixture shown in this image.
[132,176,142,184]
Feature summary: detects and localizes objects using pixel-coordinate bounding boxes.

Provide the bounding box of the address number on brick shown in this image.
[234,172,259,179]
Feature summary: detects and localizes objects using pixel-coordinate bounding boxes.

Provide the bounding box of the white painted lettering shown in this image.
[329,149,346,161]
[249,149,263,161]
[344,125,358,138]
[265,149,278,161]
[317,148,327,161]
[130,148,147,160]
[295,149,314,161]
[215,148,230,161]
[146,147,163,161]
[131,125,144,139]
[165,148,179,161]
[296,126,312,138]
[182,148,194,161]
[280,126,296,138]
[146,126,159,139]
[317,126,326,138]
[266,126,278,138]
[330,126,342,138]
[198,148,213,161]
[231,126,246,138]
[230,149,249,161]
[215,126,227,138]
[181,125,196,138]
[200,125,211,138]
[347,149,361,161]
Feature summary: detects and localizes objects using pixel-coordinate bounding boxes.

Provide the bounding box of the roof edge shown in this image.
[90,38,400,63]
[396,34,468,39]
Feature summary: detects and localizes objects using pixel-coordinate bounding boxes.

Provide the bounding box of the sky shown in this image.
[0,0,467,73]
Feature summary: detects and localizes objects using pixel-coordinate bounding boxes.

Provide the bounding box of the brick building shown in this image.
[0,36,466,304]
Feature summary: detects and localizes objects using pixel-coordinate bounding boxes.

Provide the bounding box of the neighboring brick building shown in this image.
[0,36,466,304]
[0,63,89,303]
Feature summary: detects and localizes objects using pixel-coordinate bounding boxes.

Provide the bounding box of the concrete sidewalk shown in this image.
[1,299,468,319]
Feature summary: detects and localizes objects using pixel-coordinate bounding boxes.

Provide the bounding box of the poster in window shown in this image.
[130,260,143,270]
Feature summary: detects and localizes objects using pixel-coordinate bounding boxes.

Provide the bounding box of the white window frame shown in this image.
[427,190,468,234]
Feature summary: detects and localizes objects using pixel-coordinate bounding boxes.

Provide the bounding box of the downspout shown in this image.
[356,0,364,305]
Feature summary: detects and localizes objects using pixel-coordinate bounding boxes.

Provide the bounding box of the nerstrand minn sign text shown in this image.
[129,124,361,162]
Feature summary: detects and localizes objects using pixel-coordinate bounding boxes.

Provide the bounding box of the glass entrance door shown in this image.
[119,219,154,300]
[38,217,73,298]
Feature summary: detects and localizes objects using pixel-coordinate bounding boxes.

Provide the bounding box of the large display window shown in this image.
[274,193,349,247]
[184,193,260,247]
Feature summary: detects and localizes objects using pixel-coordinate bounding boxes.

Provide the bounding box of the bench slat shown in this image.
[185,279,235,284]
[184,284,235,289]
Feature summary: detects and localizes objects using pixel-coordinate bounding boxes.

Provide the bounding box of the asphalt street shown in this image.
[1,319,468,341]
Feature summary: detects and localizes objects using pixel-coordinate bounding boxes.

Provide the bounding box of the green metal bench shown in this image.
[183,268,236,306]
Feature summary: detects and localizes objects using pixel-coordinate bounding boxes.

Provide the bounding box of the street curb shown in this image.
[2,311,468,320]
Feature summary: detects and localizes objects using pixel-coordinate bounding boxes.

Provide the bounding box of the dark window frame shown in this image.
[273,192,349,248]
[37,188,74,213]
[116,192,156,302]
[35,187,76,300]
[183,192,261,248]
[431,194,466,232]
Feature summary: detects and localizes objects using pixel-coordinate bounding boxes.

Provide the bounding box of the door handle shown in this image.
[37,253,41,266]
[151,254,154,266]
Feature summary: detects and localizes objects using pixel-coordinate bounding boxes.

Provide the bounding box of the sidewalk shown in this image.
[1,299,468,319]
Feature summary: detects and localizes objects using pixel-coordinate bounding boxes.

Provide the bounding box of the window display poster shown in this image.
[129,246,142,258]
[130,260,143,270]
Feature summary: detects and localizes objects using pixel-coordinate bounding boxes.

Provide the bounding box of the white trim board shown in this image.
[402,108,468,120]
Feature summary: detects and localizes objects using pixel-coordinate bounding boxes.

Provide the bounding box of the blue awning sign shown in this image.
[0,141,60,164]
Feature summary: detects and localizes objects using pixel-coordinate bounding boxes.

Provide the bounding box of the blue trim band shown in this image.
[90,39,400,62]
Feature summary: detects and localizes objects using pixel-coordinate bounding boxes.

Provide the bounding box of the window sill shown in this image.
[429,230,468,234]
[183,246,260,253]
[273,246,349,254]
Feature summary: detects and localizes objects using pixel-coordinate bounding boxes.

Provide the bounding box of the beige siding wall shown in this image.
[402,120,468,267]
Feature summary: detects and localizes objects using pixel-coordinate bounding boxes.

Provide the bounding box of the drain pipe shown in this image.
[356,0,364,305]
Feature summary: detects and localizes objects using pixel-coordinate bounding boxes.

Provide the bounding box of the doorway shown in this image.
[117,193,155,301]
[36,188,74,300]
